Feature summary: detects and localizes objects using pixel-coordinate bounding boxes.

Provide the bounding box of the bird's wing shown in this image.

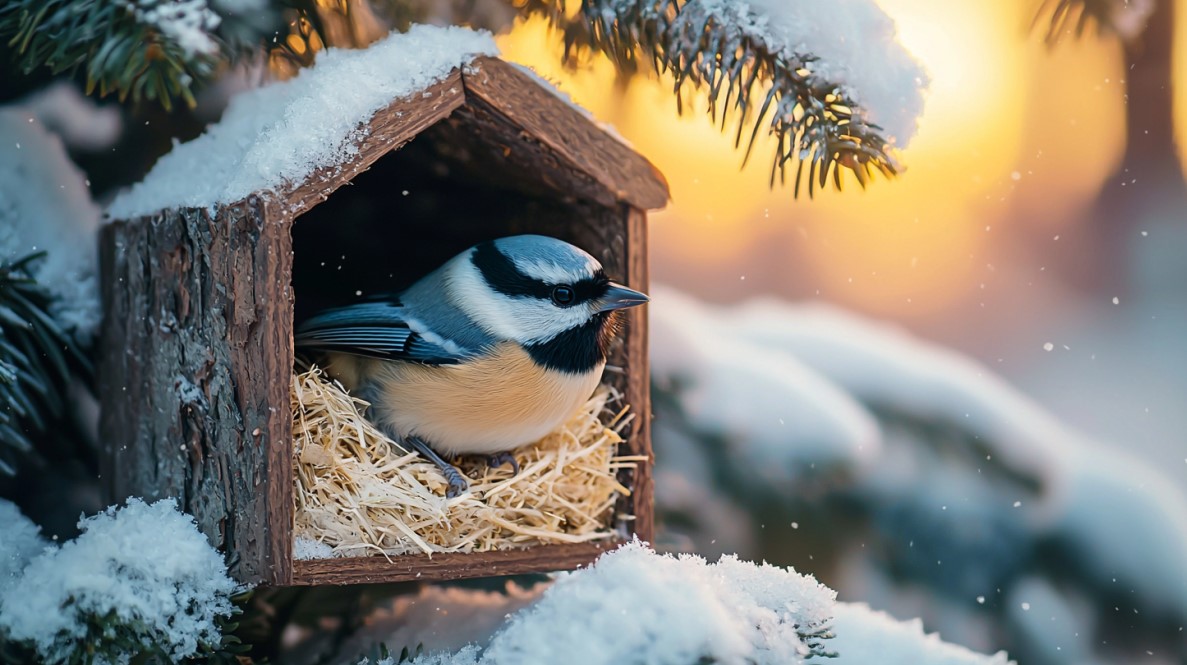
[294,300,467,365]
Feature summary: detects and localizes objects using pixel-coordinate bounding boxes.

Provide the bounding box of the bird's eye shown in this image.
[551,285,576,306]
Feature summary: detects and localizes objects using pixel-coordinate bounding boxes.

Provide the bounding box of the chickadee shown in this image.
[295,234,649,498]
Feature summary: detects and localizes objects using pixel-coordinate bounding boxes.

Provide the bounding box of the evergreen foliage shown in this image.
[527,0,900,196]
[0,253,91,476]
[0,0,914,197]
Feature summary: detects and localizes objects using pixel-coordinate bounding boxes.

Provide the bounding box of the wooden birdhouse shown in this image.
[98,28,667,586]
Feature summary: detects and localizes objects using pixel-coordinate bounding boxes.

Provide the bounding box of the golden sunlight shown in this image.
[496,1,1125,315]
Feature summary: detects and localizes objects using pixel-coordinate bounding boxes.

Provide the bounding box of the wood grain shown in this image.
[623,206,654,544]
[99,199,294,585]
[292,541,620,586]
[461,57,669,211]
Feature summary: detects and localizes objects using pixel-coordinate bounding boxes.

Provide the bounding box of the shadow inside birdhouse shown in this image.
[287,127,643,567]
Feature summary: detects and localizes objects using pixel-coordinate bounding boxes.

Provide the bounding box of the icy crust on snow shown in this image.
[0,498,237,664]
[818,603,1013,665]
[0,109,103,342]
[692,0,928,146]
[0,500,48,585]
[107,25,497,219]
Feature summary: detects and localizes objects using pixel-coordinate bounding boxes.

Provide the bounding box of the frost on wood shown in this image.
[0,499,48,585]
[0,498,237,664]
[106,25,497,218]
[0,108,102,342]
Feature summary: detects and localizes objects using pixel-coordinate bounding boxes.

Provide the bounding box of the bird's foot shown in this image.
[402,435,470,498]
[485,450,521,476]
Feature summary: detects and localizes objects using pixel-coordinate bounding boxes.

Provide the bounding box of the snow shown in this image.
[293,536,334,560]
[127,0,221,57]
[1053,448,1187,616]
[690,0,928,146]
[727,298,1068,488]
[647,287,1187,661]
[818,602,1013,665]
[0,109,103,342]
[18,83,123,151]
[107,25,497,219]
[0,500,49,586]
[650,287,881,492]
[349,542,1008,665]
[0,498,237,664]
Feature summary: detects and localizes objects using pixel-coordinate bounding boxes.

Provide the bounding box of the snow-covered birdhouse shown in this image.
[99,27,667,586]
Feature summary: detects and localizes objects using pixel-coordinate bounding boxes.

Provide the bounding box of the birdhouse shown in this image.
[98,28,667,586]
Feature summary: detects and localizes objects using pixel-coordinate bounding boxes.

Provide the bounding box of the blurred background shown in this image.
[497,2,1187,663]
[501,1,1187,488]
[3,0,1186,663]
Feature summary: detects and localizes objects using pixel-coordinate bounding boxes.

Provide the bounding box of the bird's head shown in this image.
[447,235,649,354]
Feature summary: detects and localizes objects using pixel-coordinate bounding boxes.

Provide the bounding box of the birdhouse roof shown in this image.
[106,25,668,221]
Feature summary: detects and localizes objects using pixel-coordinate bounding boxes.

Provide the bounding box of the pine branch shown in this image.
[1034,0,1155,44]
[0,0,242,110]
[524,0,902,197]
[0,253,92,477]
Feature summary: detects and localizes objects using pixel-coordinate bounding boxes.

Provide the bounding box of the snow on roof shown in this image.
[695,0,928,147]
[106,25,497,219]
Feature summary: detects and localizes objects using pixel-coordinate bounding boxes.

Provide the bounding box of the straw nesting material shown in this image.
[291,365,642,558]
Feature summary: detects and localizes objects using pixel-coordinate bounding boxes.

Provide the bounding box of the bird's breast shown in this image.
[340,343,605,455]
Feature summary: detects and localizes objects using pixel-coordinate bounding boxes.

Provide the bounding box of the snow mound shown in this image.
[0,500,49,586]
[819,602,1014,665]
[0,498,237,664]
[479,541,835,665]
[0,109,102,342]
[107,25,497,219]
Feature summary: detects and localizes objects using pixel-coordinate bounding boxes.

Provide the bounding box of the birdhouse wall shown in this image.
[99,199,296,586]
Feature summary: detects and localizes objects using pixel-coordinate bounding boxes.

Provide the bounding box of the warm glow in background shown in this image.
[497,1,1187,488]
[497,1,1125,317]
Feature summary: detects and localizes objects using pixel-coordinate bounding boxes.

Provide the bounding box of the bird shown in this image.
[294,234,649,498]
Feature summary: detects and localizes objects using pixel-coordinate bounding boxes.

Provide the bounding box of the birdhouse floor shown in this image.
[290,365,641,561]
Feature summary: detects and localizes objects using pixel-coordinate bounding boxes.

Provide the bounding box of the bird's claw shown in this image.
[443,466,470,499]
[485,451,521,475]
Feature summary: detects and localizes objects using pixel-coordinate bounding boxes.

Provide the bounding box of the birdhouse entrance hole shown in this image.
[285,106,654,584]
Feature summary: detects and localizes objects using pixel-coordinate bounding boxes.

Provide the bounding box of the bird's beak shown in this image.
[598,282,650,312]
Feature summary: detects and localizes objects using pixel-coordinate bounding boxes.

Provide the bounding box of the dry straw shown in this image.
[291,365,642,558]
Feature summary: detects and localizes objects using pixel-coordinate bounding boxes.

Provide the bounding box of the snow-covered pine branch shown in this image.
[0,498,241,664]
[533,0,928,196]
[0,0,230,110]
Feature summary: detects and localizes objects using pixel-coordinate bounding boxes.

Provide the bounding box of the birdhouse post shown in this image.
[99,29,667,587]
